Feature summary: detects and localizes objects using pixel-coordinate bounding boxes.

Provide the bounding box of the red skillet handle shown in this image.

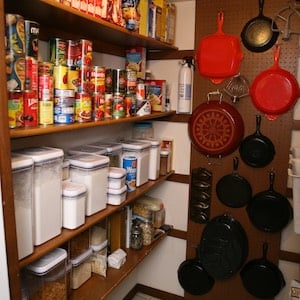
[216,11,224,35]
[272,44,280,70]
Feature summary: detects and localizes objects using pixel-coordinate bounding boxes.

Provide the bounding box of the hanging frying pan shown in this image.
[247,170,293,232]
[177,248,215,295]
[188,91,244,158]
[240,242,285,299]
[195,11,243,84]
[241,0,279,52]
[239,114,275,168]
[216,156,252,208]
[250,44,300,120]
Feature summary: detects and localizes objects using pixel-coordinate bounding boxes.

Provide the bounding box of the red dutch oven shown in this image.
[195,11,243,84]
[250,45,300,120]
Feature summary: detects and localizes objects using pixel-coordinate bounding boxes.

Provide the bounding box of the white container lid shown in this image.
[121,140,151,151]
[160,149,170,156]
[133,138,160,147]
[15,147,64,163]
[91,240,108,252]
[69,154,110,169]
[88,141,123,154]
[108,185,127,195]
[68,145,107,156]
[62,181,87,197]
[70,248,93,267]
[108,167,126,179]
[26,248,67,275]
[11,153,33,170]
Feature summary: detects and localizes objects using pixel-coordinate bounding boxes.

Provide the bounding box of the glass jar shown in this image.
[141,220,154,246]
[130,224,143,250]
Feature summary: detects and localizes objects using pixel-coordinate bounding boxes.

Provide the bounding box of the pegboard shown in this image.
[186,0,300,299]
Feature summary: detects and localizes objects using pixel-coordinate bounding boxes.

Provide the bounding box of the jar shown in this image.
[140,220,154,246]
[160,148,171,176]
[133,122,153,139]
[130,224,143,250]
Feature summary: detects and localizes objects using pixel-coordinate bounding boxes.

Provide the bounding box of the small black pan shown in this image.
[239,114,275,168]
[216,156,252,208]
[247,171,293,232]
[240,242,285,299]
[241,0,279,52]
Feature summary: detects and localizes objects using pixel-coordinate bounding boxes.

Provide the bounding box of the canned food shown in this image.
[113,69,126,94]
[25,56,38,91]
[89,66,105,93]
[49,38,67,65]
[5,14,25,54]
[24,20,39,58]
[77,39,93,66]
[6,51,25,91]
[67,65,79,92]
[77,65,90,93]
[53,64,68,89]
[112,93,125,119]
[38,100,54,125]
[125,93,136,117]
[136,82,145,100]
[38,61,53,76]
[66,39,79,67]
[75,92,92,122]
[54,97,75,124]
[104,93,112,119]
[105,68,113,93]
[54,88,75,98]
[126,68,137,93]
[92,92,105,121]
[8,91,23,128]
[38,62,54,100]
[23,90,38,127]
[122,156,137,192]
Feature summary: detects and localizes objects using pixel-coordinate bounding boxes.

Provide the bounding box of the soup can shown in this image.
[105,68,113,93]
[112,93,125,119]
[6,51,25,91]
[49,38,67,65]
[92,92,105,121]
[23,89,38,127]
[54,96,75,124]
[38,100,54,125]
[90,66,105,93]
[24,20,39,58]
[25,56,38,91]
[77,65,90,93]
[112,69,126,94]
[126,68,137,93]
[67,65,79,92]
[104,93,112,119]
[53,64,68,89]
[77,39,93,66]
[8,90,24,128]
[5,14,25,54]
[123,156,137,192]
[75,92,92,122]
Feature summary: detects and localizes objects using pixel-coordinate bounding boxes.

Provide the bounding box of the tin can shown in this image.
[90,66,105,93]
[23,90,38,127]
[66,39,79,67]
[77,39,93,67]
[38,73,54,101]
[38,100,53,125]
[53,64,68,89]
[112,93,125,119]
[5,14,25,54]
[87,0,95,15]
[105,68,113,93]
[92,92,105,121]
[125,93,136,117]
[67,65,79,92]
[6,51,25,91]
[136,82,145,100]
[77,65,90,92]
[8,91,23,128]
[54,96,75,124]
[104,93,112,119]
[113,69,126,94]
[25,56,38,91]
[49,38,67,65]
[75,92,92,122]
[24,20,39,58]
[122,156,137,192]
[55,88,75,98]
[126,68,137,93]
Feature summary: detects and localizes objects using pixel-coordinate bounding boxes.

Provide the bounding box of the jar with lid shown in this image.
[140,219,154,246]
[130,224,143,250]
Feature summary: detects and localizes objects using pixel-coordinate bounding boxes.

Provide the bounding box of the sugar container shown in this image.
[11,154,34,260]
[14,147,64,246]
[69,154,109,216]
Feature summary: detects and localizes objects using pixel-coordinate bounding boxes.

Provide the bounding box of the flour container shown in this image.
[108,167,126,189]
[68,144,107,156]
[14,147,64,246]
[11,154,34,260]
[69,154,109,216]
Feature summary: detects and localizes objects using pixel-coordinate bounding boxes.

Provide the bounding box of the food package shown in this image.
[125,47,146,80]
[145,79,166,112]
[132,195,163,220]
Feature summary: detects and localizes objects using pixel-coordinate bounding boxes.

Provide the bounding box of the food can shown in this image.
[38,100,54,125]
[122,156,137,192]
[125,93,136,117]
[104,93,112,119]
[77,65,90,92]
[24,20,39,58]
[6,51,25,91]
[54,88,75,98]
[53,64,68,89]
[113,69,126,94]
[112,93,125,119]
[77,39,93,67]
[25,56,38,91]
[5,14,25,54]
[54,96,75,124]
[67,65,79,92]
[75,92,92,122]
[23,90,38,127]
[89,66,105,93]
[105,68,113,93]
[87,0,95,15]
[8,91,23,128]
[126,68,137,93]
[92,92,105,121]
[136,82,145,100]
[66,39,79,67]
[38,62,54,100]
[49,38,67,65]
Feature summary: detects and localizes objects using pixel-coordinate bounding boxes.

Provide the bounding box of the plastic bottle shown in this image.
[177,56,194,114]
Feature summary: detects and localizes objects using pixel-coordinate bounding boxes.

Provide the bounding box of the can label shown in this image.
[113,69,126,94]
[5,14,25,54]
[24,20,39,58]
[53,64,68,89]
[25,56,38,91]
[39,100,53,125]
[38,74,53,100]
[90,66,105,93]
[54,97,75,124]
[77,65,90,92]
[6,51,25,91]
[112,94,125,119]
[75,92,92,122]
[104,93,112,119]
[49,38,67,65]
[23,90,38,127]
[77,39,93,66]
[123,156,137,192]
[8,91,23,128]
[126,69,137,93]
[92,92,105,121]
[105,68,113,93]
[67,66,79,92]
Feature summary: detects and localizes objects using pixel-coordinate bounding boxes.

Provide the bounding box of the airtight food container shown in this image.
[160,148,171,176]
[24,248,68,300]
[68,144,107,156]
[107,185,127,205]
[11,154,34,260]
[108,167,126,189]
[14,147,64,246]
[62,159,70,181]
[69,154,109,216]
[69,229,90,259]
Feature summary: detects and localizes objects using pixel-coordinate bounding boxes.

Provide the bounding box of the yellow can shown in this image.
[53,64,68,89]
[39,100,53,125]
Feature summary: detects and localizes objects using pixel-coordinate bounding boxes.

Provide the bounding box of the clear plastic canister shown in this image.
[133,122,153,139]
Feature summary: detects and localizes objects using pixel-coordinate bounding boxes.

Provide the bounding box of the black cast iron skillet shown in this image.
[216,156,252,208]
[240,242,285,299]
[239,114,275,168]
[241,0,279,52]
[247,170,293,232]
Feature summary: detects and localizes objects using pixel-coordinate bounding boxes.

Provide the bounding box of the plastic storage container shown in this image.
[69,154,109,216]
[121,140,151,187]
[90,241,108,277]
[11,154,34,260]
[68,144,107,156]
[69,229,90,259]
[107,185,127,205]
[159,148,171,175]
[62,181,87,229]
[24,248,68,300]
[133,122,153,139]
[108,167,126,189]
[62,159,70,181]
[14,147,64,246]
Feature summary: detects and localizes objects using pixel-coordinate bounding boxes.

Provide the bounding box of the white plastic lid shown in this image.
[133,138,160,147]
[122,140,151,151]
[11,153,33,170]
[15,147,64,163]
[62,181,87,197]
[69,154,110,169]
[160,149,170,156]
[70,248,93,267]
[108,167,126,179]
[88,141,123,154]
[68,145,107,156]
[108,185,127,195]
[91,240,108,252]
[26,248,67,275]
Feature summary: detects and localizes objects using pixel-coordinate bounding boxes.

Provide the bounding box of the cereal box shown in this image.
[145,79,166,112]
[125,47,146,80]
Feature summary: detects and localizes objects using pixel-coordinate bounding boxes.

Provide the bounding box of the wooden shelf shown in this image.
[5,0,178,56]
[69,233,167,300]
[10,111,176,138]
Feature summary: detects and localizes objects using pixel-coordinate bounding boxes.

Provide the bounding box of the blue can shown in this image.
[123,155,137,192]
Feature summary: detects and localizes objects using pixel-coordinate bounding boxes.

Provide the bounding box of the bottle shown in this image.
[130,224,143,250]
[140,219,154,246]
[177,56,194,114]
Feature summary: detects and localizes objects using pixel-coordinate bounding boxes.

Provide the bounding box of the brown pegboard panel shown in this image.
[186,0,299,299]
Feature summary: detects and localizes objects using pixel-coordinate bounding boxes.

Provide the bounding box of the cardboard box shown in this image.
[145,79,166,112]
[152,0,167,41]
[165,2,176,45]
[148,2,156,39]
[125,47,146,80]
[137,0,150,37]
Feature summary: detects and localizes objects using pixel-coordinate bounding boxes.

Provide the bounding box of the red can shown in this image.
[92,92,105,121]
[105,68,113,93]
[23,90,38,127]
[89,66,105,93]
[77,39,93,66]
[38,62,54,100]
[104,93,112,119]
[77,65,90,92]
[25,56,38,91]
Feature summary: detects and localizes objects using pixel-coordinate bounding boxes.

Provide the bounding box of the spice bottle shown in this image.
[130,224,143,250]
[141,219,154,246]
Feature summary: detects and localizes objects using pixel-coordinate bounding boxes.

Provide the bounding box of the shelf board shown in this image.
[69,233,167,300]
[19,171,174,269]
[5,0,178,56]
[10,111,176,138]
